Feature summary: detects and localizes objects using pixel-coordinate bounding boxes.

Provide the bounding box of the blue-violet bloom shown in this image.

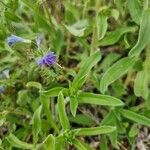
[0,86,5,95]
[7,34,31,46]
[37,52,56,67]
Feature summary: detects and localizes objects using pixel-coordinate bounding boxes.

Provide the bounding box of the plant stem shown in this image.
[90,0,100,55]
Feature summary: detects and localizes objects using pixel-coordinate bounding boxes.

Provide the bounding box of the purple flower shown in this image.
[7,34,31,46]
[37,52,56,67]
[0,86,5,94]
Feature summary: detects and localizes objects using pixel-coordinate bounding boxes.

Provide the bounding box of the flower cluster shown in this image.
[37,52,56,67]
[7,35,56,67]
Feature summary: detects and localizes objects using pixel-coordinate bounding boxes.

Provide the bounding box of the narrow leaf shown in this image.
[100,135,108,150]
[43,135,55,150]
[100,111,120,149]
[40,94,58,132]
[73,139,87,150]
[73,126,116,136]
[7,133,33,149]
[22,0,34,9]
[128,0,142,24]
[100,57,136,93]
[72,50,101,89]
[40,87,67,97]
[69,114,95,126]
[58,92,70,130]
[97,14,108,40]
[32,105,42,143]
[121,109,150,127]
[129,124,138,137]
[129,9,150,56]
[34,4,52,33]
[78,92,124,106]
[70,96,78,117]
[100,52,121,71]
[26,81,42,90]
[5,11,21,22]
[98,26,137,46]
[64,25,86,37]
[134,71,149,99]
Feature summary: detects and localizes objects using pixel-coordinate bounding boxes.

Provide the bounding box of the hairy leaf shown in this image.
[7,134,33,149]
[129,9,150,56]
[100,57,136,93]
[58,92,70,130]
[78,92,124,106]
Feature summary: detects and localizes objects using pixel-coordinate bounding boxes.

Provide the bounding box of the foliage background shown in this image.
[0,0,150,149]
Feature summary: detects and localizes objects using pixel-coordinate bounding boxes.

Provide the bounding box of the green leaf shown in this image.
[55,140,64,150]
[40,87,67,97]
[97,14,108,40]
[129,9,150,56]
[58,92,70,130]
[100,57,136,93]
[73,126,116,136]
[110,9,120,20]
[64,20,87,37]
[72,139,87,150]
[17,90,29,106]
[32,105,42,143]
[69,114,95,126]
[5,11,21,22]
[7,133,33,149]
[40,94,58,132]
[34,4,52,33]
[53,29,64,56]
[134,71,149,99]
[121,109,150,127]
[100,52,121,71]
[26,81,42,90]
[114,0,124,16]
[70,96,78,117]
[100,135,108,150]
[43,135,55,150]
[100,111,120,149]
[128,0,143,24]
[0,117,6,127]
[129,124,138,137]
[65,25,85,37]
[98,26,137,46]
[72,50,101,89]
[78,92,124,106]
[21,0,35,9]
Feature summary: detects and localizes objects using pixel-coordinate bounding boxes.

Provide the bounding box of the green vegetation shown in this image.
[0,0,150,149]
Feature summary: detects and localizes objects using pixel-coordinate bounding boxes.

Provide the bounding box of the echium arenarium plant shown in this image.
[1,0,150,150]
